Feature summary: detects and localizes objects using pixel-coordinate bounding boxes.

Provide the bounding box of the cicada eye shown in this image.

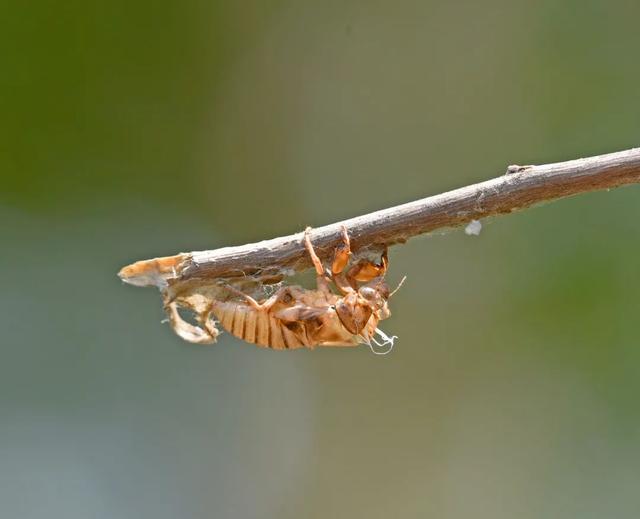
[359,286,377,300]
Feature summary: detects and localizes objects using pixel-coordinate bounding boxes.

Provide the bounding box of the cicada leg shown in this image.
[346,247,388,284]
[304,227,334,296]
[163,297,220,345]
[219,283,281,311]
[330,226,356,295]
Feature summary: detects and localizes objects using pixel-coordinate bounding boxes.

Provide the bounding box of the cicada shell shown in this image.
[120,226,401,353]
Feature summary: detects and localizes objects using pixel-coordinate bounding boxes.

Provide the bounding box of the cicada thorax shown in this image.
[278,286,365,347]
[301,307,361,347]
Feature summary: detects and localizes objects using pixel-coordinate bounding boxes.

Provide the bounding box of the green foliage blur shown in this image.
[2,1,640,518]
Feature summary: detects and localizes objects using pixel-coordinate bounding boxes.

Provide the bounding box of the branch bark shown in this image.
[119,147,640,288]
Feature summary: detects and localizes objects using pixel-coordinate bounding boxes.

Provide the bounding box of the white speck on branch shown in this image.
[119,147,640,289]
[465,219,483,236]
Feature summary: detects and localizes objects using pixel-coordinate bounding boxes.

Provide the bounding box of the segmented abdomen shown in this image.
[211,302,308,350]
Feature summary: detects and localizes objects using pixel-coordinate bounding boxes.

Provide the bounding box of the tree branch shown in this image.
[119,147,640,289]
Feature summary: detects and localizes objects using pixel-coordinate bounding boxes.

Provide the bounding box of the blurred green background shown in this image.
[2,1,640,518]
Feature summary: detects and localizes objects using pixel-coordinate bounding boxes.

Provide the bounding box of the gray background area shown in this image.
[2,1,640,517]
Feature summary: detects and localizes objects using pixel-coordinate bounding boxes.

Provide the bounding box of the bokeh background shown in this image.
[2,1,640,518]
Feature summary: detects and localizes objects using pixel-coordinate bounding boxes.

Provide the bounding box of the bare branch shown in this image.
[119,147,640,289]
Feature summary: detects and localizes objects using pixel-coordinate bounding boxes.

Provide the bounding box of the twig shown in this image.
[119,147,640,288]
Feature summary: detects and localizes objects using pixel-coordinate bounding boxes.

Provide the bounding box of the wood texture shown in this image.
[119,147,640,288]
